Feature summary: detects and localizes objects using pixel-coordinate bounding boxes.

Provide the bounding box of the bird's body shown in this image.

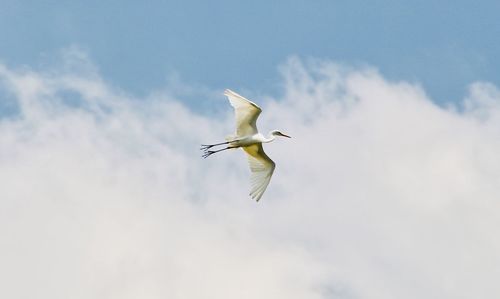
[227,132,276,147]
[201,89,290,201]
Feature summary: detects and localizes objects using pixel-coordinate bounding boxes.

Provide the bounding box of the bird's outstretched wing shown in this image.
[243,144,276,202]
[224,89,262,137]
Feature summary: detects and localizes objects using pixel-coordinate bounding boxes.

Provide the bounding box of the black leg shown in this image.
[202,147,231,158]
[200,141,230,151]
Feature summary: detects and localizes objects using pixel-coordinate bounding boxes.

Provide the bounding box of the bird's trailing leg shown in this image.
[200,141,230,151]
[202,147,231,159]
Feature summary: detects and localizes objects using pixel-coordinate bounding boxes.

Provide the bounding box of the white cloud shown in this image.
[1,51,499,299]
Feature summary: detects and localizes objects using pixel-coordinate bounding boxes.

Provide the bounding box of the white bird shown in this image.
[201,89,291,202]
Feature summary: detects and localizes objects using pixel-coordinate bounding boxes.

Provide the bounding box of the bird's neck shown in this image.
[262,132,276,143]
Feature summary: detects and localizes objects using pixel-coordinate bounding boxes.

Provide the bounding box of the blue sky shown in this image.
[1,0,499,106]
[2,2,500,298]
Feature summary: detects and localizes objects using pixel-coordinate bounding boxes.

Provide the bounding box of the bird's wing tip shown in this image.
[224,88,263,112]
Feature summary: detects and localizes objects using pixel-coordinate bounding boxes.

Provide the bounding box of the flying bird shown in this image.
[201,89,291,201]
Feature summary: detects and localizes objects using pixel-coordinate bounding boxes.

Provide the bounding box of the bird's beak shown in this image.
[280,133,291,138]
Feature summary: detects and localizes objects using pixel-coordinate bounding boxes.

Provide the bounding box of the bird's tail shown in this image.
[224,134,240,149]
[225,134,237,141]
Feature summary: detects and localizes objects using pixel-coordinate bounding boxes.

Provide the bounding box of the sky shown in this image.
[1,2,500,299]
[1,1,499,104]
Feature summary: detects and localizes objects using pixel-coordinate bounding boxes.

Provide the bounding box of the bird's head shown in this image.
[271,130,291,138]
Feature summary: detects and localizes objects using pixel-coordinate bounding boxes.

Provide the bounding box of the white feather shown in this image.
[243,144,275,202]
[224,89,262,137]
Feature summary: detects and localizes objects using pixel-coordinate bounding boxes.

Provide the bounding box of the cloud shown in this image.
[1,50,499,299]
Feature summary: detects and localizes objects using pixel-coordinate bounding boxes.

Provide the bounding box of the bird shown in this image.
[201,89,291,202]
